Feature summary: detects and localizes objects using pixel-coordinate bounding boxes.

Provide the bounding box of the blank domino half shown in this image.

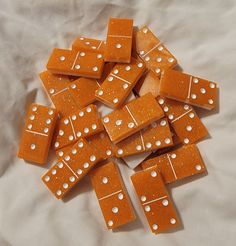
[46,48,104,78]
[90,162,136,229]
[159,69,218,110]
[95,57,146,108]
[102,93,164,143]
[134,26,177,78]
[53,104,104,150]
[18,103,57,164]
[131,166,180,233]
[141,144,207,184]
[157,96,208,144]
[104,18,133,63]
[42,138,102,199]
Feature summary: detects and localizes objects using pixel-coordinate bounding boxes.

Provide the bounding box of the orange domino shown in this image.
[87,131,116,160]
[115,118,173,157]
[46,48,104,78]
[96,62,115,86]
[40,71,99,117]
[56,144,75,159]
[18,104,57,164]
[134,26,177,78]
[134,70,161,98]
[67,78,99,108]
[72,36,106,53]
[131,166,180,234]
[95,58,146,108]
[104,18,133,63]
[90,162,136,229]
[157,96,208,144]
[141,144,206,183]
[159,69,218,110]
[102,93,164,143]
[56,131,116,161]
[42,138,102,199]
[53,104,104,150]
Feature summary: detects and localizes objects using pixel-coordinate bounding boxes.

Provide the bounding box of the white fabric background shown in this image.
[0,0,236,245]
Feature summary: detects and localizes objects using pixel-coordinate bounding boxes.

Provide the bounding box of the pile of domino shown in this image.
[18,18,219,234]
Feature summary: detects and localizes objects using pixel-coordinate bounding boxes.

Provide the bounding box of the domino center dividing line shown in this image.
[51,87,69,97]
[111,73,131,84]
[99,96,116,105]
[62,159,79,178]
[69,117,77,139]
[141,42,162,58]
[98,189,123,201]
[167,154,177,180]
[51,85,81,109]
[108,35,132,38]
[187,76,193,99]
[125,105,138,126]
[142,195,168,206]
[71,52,80,69]
[171,109,193,123]
[26,130,48,137]
[96,40,103,50]
[139,131,145,150]
[95,80,101,87]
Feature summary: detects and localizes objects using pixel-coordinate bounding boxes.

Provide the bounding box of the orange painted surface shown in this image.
[53,104,104,150]
[72,36,106,53]
[90,162,136,229]
[157,96,208,144]
[42,138,102,199]
[40,71,99,117]
[87,131,116,160]
[159,69,218,110]
[115,117,173,157]
[18,103,58,164]
[134,26,177,78]
[46,48,104,78]
[131,166,180,233]
[141,144,207,183]
[95,57,145,108]
[104,18,133,63]
[102,93,164,143]
[56,131,116,161]
[68,78,99,108]
[96,62,115,86]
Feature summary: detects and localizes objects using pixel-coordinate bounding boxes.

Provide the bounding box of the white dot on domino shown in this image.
[30,144,36,150]
[141,195,146,202]
[102,177,108,184]
[151,171,157,177]
[108,220,113,227]
[152,224,158,230]
[83,162,89,168]
[118,193,123,200]
[112,207,119,213]
[115,43,122,49]
[90,155,96,162]
[58,162,63,168]
[145,205,151,212]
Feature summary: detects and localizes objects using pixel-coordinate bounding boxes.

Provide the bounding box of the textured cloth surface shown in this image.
[0,0,236,245]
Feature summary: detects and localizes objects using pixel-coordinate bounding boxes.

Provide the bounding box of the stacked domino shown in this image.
[18,17,219,234]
